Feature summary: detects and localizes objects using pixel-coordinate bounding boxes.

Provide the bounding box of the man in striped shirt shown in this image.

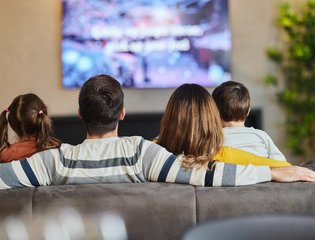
[0,75,314,189]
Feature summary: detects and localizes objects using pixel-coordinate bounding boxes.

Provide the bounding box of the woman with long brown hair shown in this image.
[156,83,290,168]
[0,93,60,162]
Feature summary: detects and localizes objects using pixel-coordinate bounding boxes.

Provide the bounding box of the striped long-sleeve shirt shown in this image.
[0,136,272,189]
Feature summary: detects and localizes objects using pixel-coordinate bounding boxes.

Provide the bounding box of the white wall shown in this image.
[0,0,303,156]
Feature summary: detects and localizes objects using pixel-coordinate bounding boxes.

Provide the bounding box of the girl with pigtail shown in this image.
[0,93,61,162]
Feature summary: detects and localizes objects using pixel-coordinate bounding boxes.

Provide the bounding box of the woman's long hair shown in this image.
[156,84,223,168]
[0,93,60,153]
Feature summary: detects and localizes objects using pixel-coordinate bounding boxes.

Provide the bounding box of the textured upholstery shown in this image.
[0,187,34,219]
[182,215,315,240]
[0,182,315,240]
[32,183,196,240]
[196,182,315,222]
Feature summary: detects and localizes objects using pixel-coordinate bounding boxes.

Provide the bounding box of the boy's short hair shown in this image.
[79,74,124,135]
[212,81,250,122]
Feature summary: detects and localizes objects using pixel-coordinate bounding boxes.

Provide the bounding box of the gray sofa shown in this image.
[1,182,315,239]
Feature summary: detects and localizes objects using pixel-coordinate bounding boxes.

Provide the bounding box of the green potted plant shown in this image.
[265,0,315,158]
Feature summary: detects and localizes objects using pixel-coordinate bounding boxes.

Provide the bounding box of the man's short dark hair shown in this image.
[212,81,250,122]
[79,74,124,135]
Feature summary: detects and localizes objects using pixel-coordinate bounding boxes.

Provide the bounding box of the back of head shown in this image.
[0,93,54,152]
[212,81,250,122]
[157,84,223,167]
[79,74,124,135]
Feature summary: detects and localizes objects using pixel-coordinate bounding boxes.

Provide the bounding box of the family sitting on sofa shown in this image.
[0,74,314,189]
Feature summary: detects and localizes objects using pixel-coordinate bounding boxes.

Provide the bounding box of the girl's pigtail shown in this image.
[35,111,51,151]
[0,110,10,153]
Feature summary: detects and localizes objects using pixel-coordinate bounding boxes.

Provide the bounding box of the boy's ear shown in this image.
[119,107,125,120]
[77,108,81,118]
[247,108,251,117]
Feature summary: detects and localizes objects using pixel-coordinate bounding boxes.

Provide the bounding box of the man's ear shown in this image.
[119,107,125,120]
[77,108,81,118]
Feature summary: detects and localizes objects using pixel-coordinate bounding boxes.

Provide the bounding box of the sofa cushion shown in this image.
[32,183,196,240]
[0,187,34,220]
[195,182,315,222]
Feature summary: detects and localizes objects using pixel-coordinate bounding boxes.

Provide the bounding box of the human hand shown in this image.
[271,166,315,182]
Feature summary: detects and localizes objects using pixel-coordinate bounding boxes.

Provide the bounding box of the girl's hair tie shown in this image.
[5,108,9,113]
[38,110,44,115]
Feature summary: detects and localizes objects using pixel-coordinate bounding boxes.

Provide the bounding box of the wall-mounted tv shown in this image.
[61,0,231,89]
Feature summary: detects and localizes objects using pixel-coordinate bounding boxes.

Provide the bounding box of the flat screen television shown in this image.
[61,0,231,89]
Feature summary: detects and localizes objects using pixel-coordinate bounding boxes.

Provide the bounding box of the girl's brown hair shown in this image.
[156,84,223,168]
[0,93,60,153]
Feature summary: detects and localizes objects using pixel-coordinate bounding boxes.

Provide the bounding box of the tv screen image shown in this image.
[61,0,231,88]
